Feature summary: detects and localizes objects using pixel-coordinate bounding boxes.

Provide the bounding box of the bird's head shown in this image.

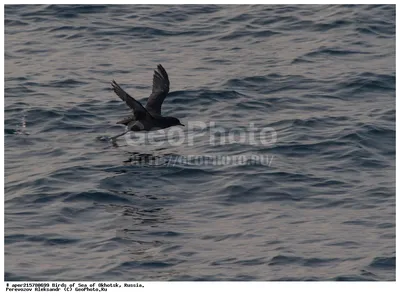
[170,117,184,127]
[161,117,184,128]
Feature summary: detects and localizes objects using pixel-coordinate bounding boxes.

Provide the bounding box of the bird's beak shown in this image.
[180,123,185,126]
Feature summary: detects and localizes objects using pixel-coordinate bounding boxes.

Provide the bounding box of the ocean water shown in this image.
[4,5,395,281]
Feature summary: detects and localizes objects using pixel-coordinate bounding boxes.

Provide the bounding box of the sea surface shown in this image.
[4,5,395,281]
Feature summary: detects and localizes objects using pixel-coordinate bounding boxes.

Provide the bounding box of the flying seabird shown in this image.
[111,64,184,140]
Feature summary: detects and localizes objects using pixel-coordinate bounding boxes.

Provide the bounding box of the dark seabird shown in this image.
[111,64,184,140]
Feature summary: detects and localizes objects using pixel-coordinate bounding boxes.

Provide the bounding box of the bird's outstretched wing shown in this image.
[111,80,153,121]
[145,64,170,115]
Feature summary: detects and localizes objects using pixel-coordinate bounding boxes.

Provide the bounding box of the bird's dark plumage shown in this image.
[111,65,183,136]
[146,64,170,115]
[111,80,153,121]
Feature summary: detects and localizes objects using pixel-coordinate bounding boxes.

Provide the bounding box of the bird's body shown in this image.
[111,64,184,140]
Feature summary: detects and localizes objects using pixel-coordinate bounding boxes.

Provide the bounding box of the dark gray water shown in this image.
[4,5,395,281]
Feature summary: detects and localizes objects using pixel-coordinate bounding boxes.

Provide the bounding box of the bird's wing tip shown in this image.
[111,80,120,88]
